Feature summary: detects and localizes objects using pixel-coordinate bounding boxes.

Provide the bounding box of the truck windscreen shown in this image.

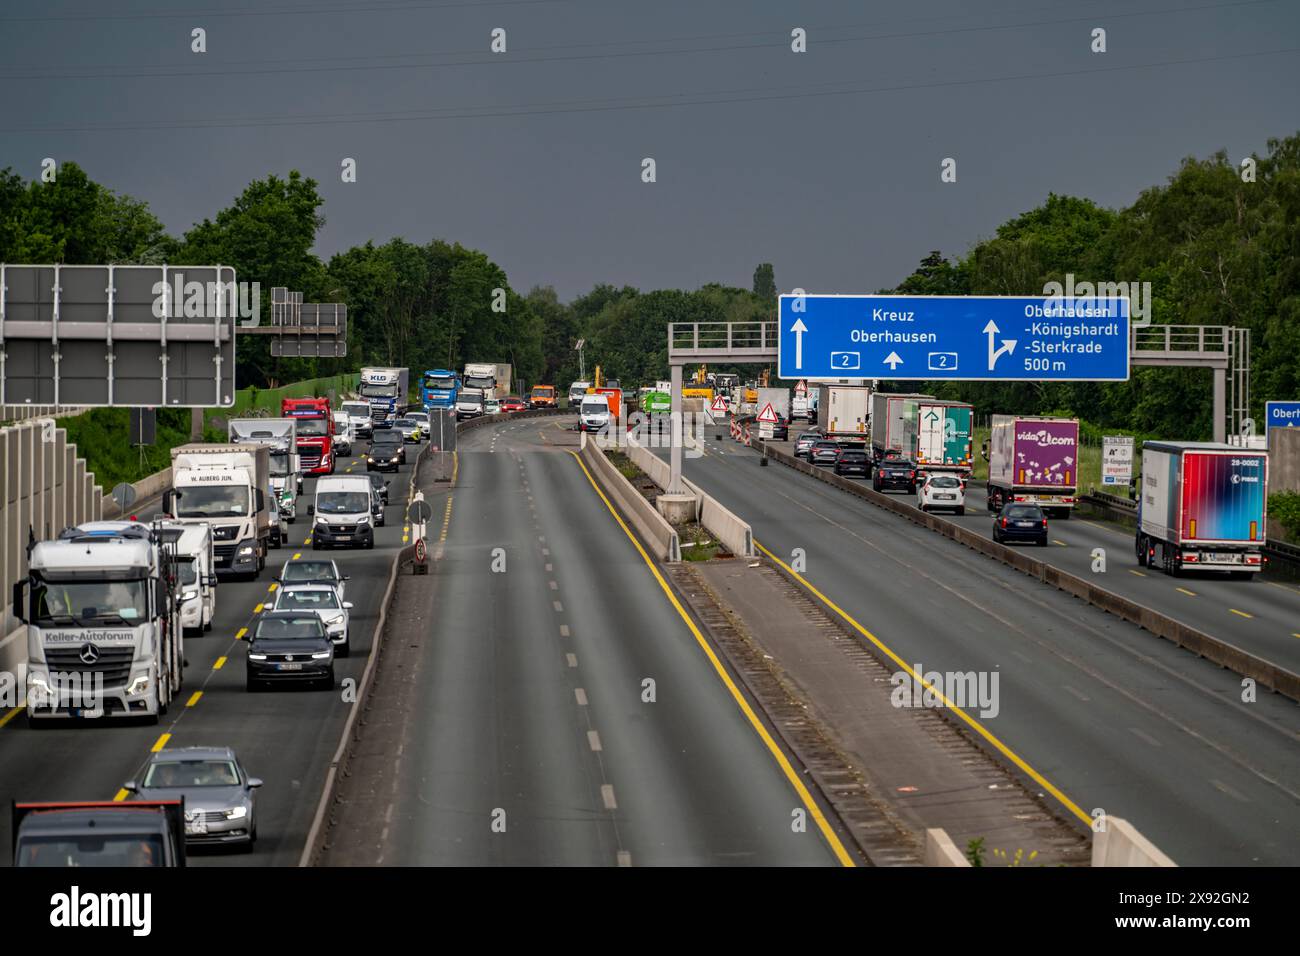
[269,452,291,476]
[31,578,148,625]
[17,833,166,867]
[464,376,493,390]
[317,492,370,514]
[295,417,329,437]
[175,485,249,517]
[177,560,199,586]
[423,375,456,390]
[360,383,399,398]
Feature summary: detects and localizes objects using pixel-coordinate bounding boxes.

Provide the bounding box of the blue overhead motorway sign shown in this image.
[777,295,1130,382]
[1265,401,1300,430]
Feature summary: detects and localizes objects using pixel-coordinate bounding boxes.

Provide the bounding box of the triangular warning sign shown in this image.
[757,402,779,423]
[710,396,728,413]
[794,380,807,394]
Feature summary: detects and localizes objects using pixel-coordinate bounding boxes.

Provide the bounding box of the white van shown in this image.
[579,395,611,433]
[310,475,376,550]
[332,410,354,457]
[158,520,217,635]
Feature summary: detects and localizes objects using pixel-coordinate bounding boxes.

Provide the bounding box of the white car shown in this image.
[917,474,967,514]
[484,397,501,416]
[272,583,354,656]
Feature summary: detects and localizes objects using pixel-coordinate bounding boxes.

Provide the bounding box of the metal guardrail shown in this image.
[667,321,779,360]
[1130,325,1230,355]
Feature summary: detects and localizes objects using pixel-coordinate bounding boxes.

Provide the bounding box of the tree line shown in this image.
[2,130,1296,438]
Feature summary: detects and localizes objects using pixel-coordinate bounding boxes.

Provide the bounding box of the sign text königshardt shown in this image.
[778,295,1130,382]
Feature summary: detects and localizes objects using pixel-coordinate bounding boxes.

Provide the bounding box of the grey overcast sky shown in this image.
[1,0,1296,300]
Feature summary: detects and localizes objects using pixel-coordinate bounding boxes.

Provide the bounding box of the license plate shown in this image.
[278,662,303,671]
[936,494,955,500]
[1206,552,1241,564]
[1016,521,1035,527]
[335,534,351,541]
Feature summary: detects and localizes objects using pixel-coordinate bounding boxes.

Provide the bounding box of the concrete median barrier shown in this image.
[757,439,1300,702]
[924,829,971,867]
[1092,817,1177,867]
[580,435,681,562]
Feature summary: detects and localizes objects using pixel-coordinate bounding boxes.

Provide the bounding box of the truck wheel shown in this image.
[956,506,965,516]
[287,515,295,525]
[1136,535,1148,566]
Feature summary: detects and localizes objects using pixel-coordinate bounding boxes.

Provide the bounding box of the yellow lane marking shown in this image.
[1129,569,1147,577]
[293,552,301,560]
[1229,608,1253,619]
[214,656,228,670]
[235,627,247,641]
[303,536,312,545]
[1052,539,1067,547]
[150,733,171,753]
[1266,580,1300,595]
[569,450,855,867]
[754,539,1094,830]
[1293,633,1300,640]
[113,788,129,802]
[0,706,25,729]
[186,691,203,707]
[254,603,265,613]
[1176,587,1197,597]
[268,583,278,592]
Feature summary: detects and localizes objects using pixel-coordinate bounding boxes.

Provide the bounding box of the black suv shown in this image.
[366,436,405,472]
[833,447,869,477]
[872,457,917,493]
[246,612,335,691]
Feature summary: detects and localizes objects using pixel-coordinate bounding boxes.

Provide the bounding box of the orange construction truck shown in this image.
[529,385,556,409]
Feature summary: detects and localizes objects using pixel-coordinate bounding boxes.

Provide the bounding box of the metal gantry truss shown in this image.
[236,286,348,358]
[1129,324,1250,442]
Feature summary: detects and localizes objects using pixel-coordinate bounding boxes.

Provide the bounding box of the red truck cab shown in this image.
[282,397,335,475]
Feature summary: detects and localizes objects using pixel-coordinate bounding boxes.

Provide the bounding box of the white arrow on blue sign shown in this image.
[1265,401,1300,429]
[778,295,1130,382]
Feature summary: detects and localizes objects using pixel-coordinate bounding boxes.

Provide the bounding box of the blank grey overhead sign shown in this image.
[0,264,237,408]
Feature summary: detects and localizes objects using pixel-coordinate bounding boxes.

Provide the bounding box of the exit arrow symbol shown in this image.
[983,320,1017,370]
[790,318,808,370]
[883,351,903,370]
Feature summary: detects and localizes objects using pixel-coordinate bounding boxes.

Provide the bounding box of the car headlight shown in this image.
[324,614,345,627]
[126,674,151,696]
[390,456,399,462]
[248,653,268,661]
[311,651,332,660]
[238,545,254,556]
[223,806,248,820]
[182,589,198,601]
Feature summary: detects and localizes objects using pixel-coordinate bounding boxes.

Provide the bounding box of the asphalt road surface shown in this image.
[653,425,1300,865]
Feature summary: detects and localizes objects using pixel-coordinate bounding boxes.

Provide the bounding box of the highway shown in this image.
[0,441,419,866]
[770,428,1300,674]
[652,426,1300,865]
[318,416,847,866]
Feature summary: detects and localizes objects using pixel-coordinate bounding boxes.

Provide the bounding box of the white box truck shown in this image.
[228,419,300,542]
[165,443,272,579]
[984,415,1079,516]
[341,399,374,439]
[13,521,185,725]
[157,520,217,635]
[1136,441,1267,577]
[818,385,873,444]
[463,362,512,402]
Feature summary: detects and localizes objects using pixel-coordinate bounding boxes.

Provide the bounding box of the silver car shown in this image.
[391,417,422,442]
[124,746,261,850]
[272,583,353,656]
[278,558,348,602]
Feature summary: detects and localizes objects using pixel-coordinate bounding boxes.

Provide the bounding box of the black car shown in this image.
[767,416,789,441]
[366,437,405,472]
[246,612,335,691]
[833,447,869,477]
[367,472,390,504]
[809,440,841,466]
[993,503,1049,547]
[872,457,917,493]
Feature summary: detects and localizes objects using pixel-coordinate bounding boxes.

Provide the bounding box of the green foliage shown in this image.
[1269,492,1300,541]
[56,407,193,490]
[752,262,776,304]
[965,837,985,867]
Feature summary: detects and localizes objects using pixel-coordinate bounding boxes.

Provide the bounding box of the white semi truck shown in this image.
[165,443,272,579]
[156,520,217,635]
[463,363,512,402]
[359,367,410,425]
[227,419,300,544]
[14,520,185,726]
